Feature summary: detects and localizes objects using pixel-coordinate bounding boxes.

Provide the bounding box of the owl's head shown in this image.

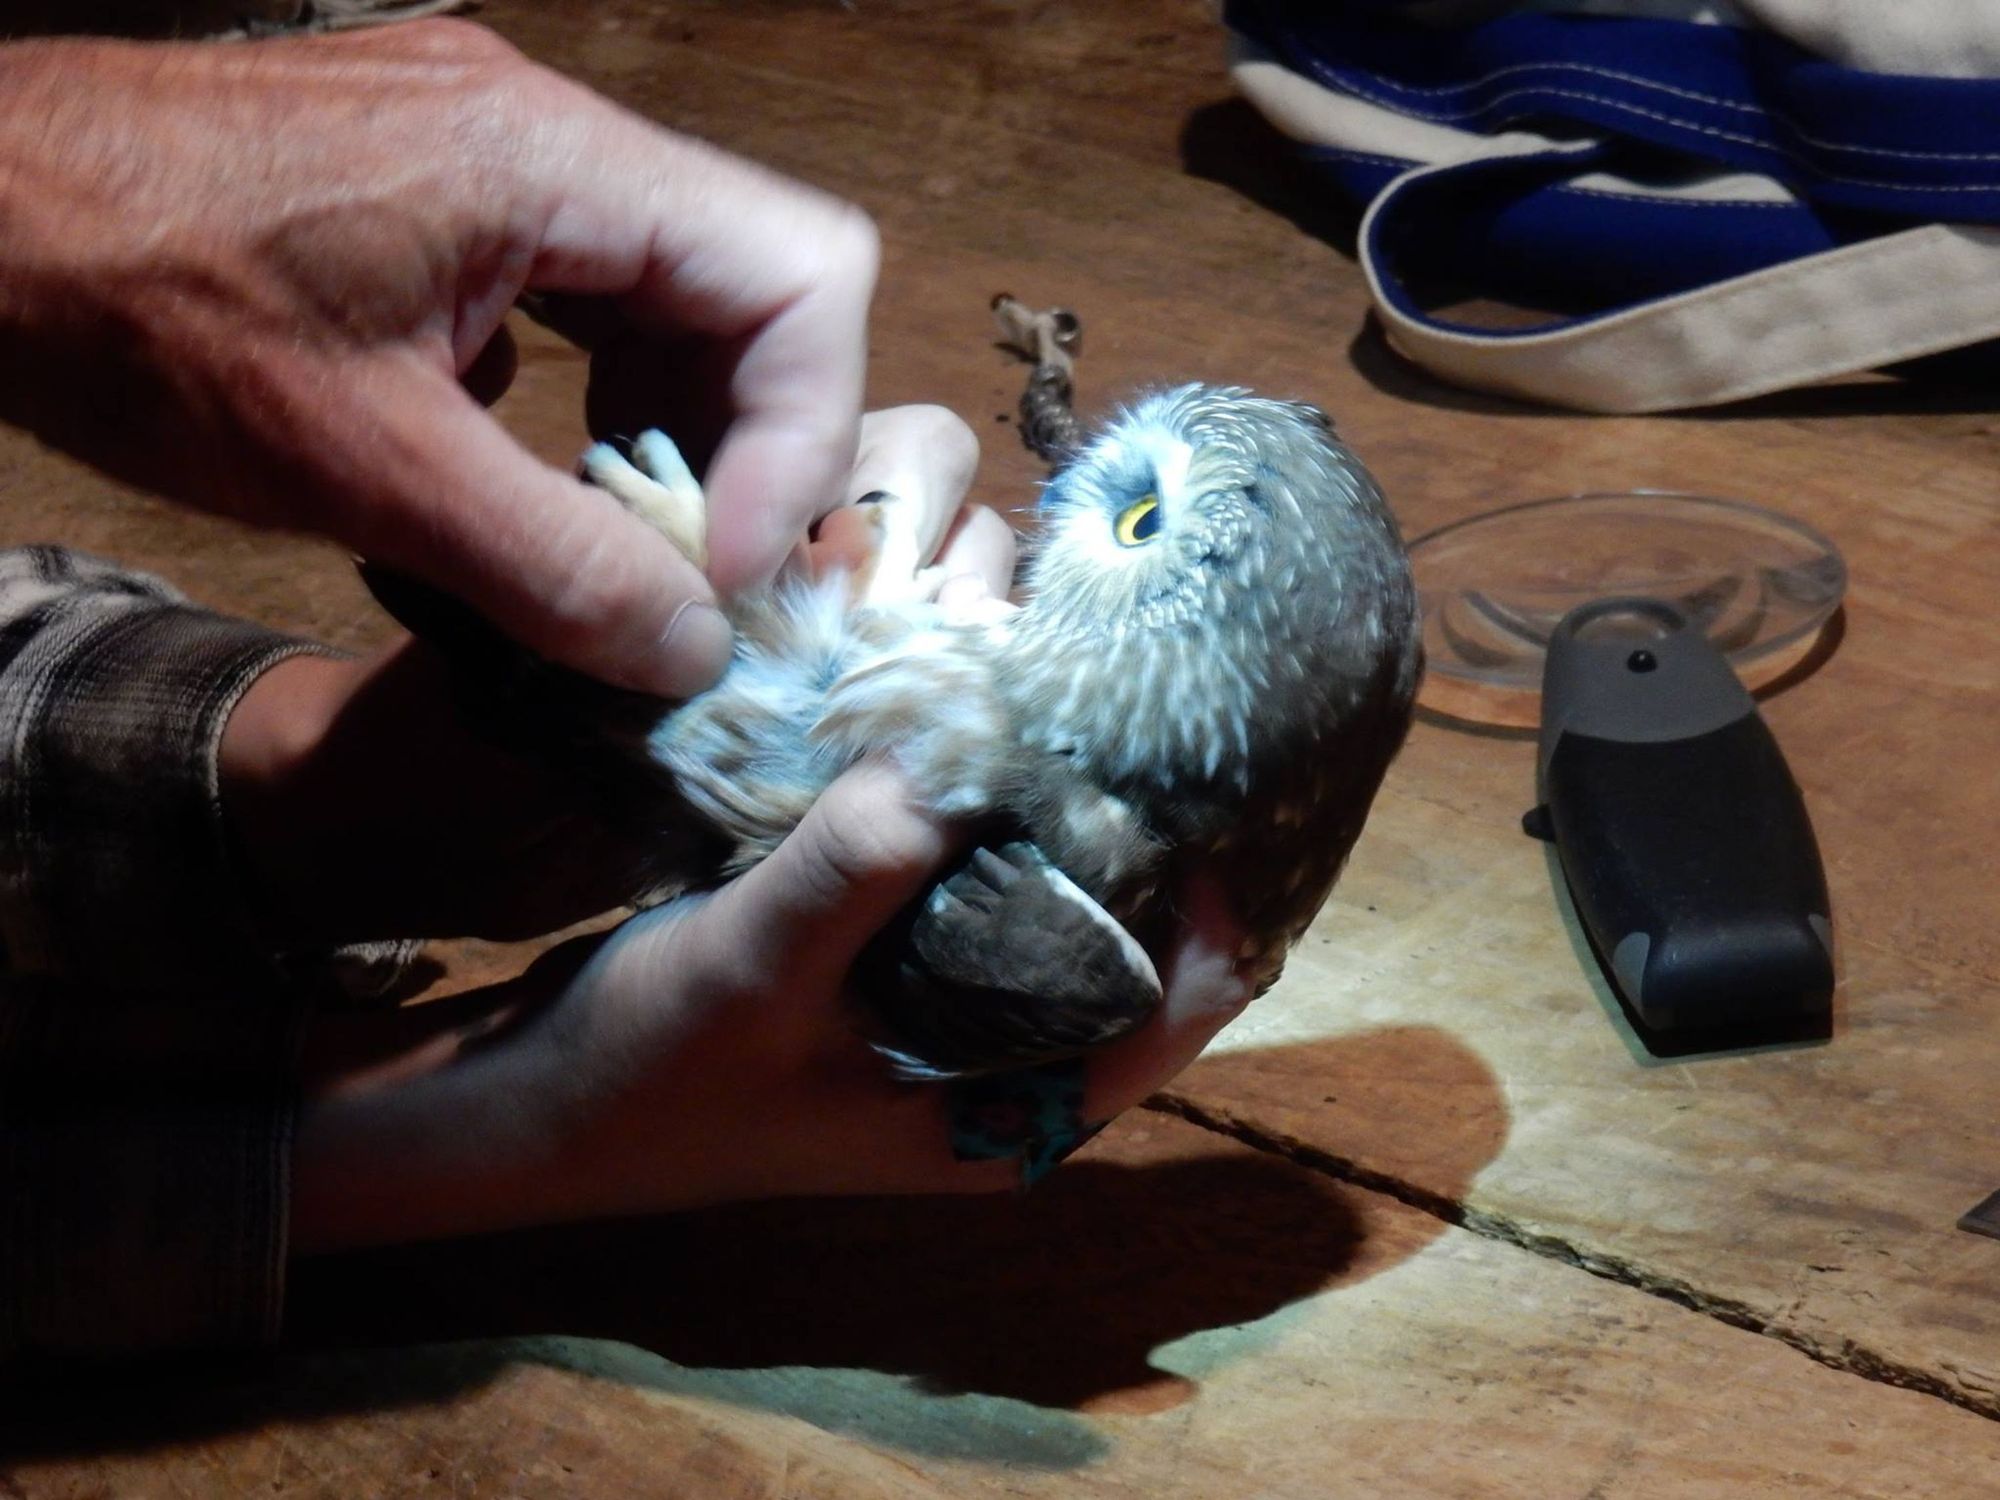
[1009,384,1415,792]
[1023,385,1329,625]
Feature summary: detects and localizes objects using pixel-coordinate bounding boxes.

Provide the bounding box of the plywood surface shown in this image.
[10,1117,1999,1498]
[0,0,1997,1492]
[490,0,2000,1423]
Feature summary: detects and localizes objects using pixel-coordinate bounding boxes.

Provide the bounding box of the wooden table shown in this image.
[5,2,1999,1494]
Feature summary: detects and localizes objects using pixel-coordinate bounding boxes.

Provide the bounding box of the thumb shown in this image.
[337,358,732,698]
[697,762,954,995]
[1080,871,1255,1121]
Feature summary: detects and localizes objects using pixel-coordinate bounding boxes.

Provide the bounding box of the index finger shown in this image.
[696,243,877,596]
[524,113,878,596]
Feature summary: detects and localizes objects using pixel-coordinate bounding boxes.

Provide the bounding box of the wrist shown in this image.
[217,650,360,950]
[0,42,155,387]
[0,37,297,503]
[218,651,349,794]
[287,915,790,1254]
[289,964,580,1254]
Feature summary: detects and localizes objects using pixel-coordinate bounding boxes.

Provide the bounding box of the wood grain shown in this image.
[10,1117,2000,1497]
[478,0,2000,1416]
[1,0,1998,1490]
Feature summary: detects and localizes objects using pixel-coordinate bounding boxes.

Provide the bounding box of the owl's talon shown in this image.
[631,430,702,499]
[582,430,708,570]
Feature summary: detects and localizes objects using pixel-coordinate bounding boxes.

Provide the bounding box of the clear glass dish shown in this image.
[1408,491,1847,693]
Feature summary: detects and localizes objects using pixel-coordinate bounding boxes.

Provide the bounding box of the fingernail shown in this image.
[654,600,732,699]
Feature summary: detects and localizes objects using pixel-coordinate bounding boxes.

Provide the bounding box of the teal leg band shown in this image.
[946,1059,1106,1186]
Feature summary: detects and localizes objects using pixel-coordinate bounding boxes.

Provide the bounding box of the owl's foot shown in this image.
[582,430,708,570]
[991,294,1084,465]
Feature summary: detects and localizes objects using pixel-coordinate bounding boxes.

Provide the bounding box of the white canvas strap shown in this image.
[1360,148,2000,412]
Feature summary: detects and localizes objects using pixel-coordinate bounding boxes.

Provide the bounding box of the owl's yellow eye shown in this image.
[1114,495,1161,546]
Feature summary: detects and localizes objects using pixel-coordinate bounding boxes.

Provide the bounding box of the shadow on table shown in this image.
[1,1026,1508,1467]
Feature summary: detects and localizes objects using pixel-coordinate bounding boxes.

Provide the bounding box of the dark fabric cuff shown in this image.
[0,982,301,1359]
[1,603,332,996]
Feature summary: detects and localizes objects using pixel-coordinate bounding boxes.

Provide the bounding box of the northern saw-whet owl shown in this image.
[378,308,1420,1079]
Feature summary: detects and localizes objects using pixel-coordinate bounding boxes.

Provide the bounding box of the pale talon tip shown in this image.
[581,430,709,569]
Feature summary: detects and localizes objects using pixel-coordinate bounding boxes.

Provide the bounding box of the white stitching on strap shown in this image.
[1314,57,2000,164]
[1313,146,1796,207]
[1325,72,2000,192]
[1359,152,2000,412]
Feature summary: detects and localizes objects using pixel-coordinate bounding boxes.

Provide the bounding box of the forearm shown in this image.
[286,968,564,1248]
[274,866,675,1255]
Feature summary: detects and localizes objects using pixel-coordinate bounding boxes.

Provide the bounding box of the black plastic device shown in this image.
[1523,598,1834,1036]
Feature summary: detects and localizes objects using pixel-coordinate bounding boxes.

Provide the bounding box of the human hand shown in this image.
[0,20,877,696]
[291,764,1251,1252]
[804,404,1011,604]
[220,406,1011,950]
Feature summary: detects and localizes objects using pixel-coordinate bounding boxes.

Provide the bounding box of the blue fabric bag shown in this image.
[1226,1,2000,410]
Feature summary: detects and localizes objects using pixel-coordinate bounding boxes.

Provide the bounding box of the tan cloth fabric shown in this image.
[0,547,413,1359]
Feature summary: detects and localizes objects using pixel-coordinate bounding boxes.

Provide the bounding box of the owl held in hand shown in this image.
[381,326,1420,1079]
[564,373,1422,1078]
